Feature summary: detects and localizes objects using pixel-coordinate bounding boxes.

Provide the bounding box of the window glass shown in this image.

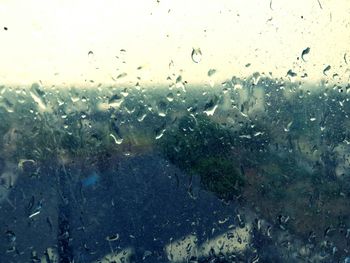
[0,1,350,262]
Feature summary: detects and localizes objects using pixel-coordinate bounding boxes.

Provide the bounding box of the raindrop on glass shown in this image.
[155,128,166,140]
[301,47,310,61]
[157,101,167,117]
[106,234,119,241]
[203,98,218,116]
[110,133,123,145]
[191,48,202,63]
[108,94,124,108]
[0,98,14,113]
[116,73,127,79]
[166,92,174,102]
[137,111,147,122]
[323,65,331,76]
[30,83,47,111]
[208,69,217,77]
[286,70,297,77]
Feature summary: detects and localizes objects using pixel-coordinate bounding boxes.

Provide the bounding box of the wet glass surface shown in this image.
[1,1,350,262]
[1,82,350,262]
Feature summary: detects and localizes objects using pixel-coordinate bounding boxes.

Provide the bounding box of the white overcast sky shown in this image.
[0,0,349,87]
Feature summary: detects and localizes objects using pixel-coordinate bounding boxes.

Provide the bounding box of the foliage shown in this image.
[161,114,234,169]
[193,157,244,200]
[159,114,245,200]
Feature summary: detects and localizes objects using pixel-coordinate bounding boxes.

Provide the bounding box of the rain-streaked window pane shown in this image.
[0,1,350,262]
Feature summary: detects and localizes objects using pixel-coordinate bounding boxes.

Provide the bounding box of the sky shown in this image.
[0,0,349,87]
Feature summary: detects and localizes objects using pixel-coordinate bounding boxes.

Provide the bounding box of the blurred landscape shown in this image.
[1,75,350,262]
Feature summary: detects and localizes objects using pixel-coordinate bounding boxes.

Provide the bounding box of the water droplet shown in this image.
[155,123,166,140]
[239,134,251,139]
[116,73,127,79]
[254,131,264,136]
[301,72,308,78]
[18,159,36,172]
[29,210,41,218]
[252,72,261,85]
[157,101,167,117]
[143,251,152,260]
[135,82,141,90]
[251,254,260,263]
[166,92,174,102]
[233,84,243,90]
[286,70,297,77]
[284,121,293,132]
[191,48,202,63]
[176,75,182,84]
[121,88,129,97]
[0,98,14,112]
[155,129,166,139]
[106,234,119,241]
[323,65,331,76]
[207,69,217,77]
[30,84,47,110]
[6,230,16,243]
[218,217,229,224]
[332,73,339,81]
[137,110,147,122]
[110,133,123,145]
[203,97,218,116]
[175,75,186,91]
[71,95,80,103]
[310,117,316,122]
[301,47,310,61]
[236,213,245,228]
[286,70,297,82]
[204,104,218,116]
[108,94,124,108]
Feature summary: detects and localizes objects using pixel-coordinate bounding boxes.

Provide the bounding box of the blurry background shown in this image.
[0,0,349,87]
